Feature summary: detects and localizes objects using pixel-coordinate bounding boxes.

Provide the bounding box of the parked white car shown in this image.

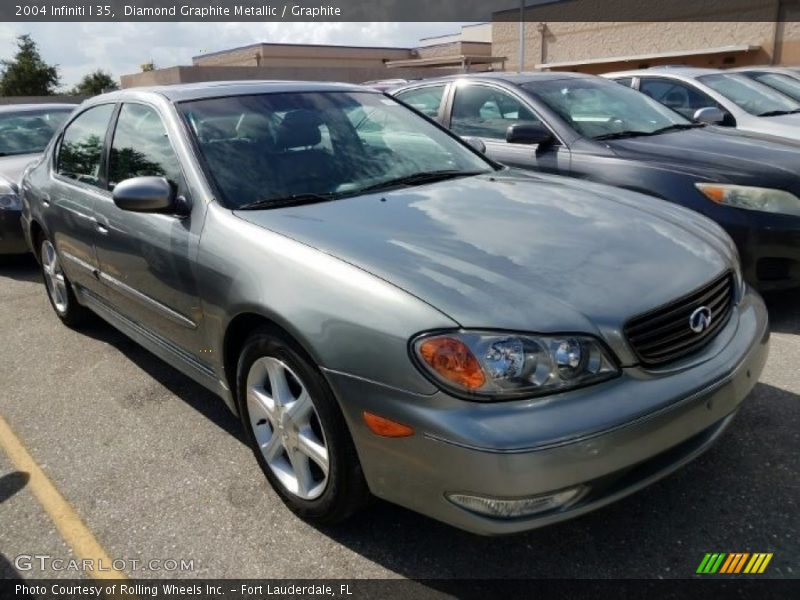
[604,67,800,140]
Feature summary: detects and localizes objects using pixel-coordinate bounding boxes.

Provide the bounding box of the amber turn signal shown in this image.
[418,336,486,390]
[362,411,415,437]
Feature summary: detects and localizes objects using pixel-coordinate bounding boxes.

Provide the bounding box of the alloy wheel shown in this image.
[246,356,330,500]
[41,240,68,314]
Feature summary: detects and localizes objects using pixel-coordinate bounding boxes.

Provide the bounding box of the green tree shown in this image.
[0,34,60,96]
[71,69,119,96]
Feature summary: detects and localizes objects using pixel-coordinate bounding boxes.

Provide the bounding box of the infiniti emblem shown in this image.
[689,306,712,333]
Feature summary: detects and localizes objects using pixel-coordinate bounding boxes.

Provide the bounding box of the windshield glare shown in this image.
[750,72,800,102]
[522,78,690,139]
[0,109,72,156]
[698,73,800,115]
[180,91,493,208]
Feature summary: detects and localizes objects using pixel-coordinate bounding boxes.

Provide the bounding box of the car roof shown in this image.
[395,71,594,88]
[0,103,77,113]
[96,80,374,103]
[603,67,723,79]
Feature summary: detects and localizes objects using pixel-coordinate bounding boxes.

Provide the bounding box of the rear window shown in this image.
[0,108,72,156]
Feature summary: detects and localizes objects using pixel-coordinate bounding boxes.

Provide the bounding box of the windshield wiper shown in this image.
[758,109,800,117]
[237,192,342,210]
[358,170,487,194]
[593,130,654,140]
[648,123,706,135]
[594,123,703,141]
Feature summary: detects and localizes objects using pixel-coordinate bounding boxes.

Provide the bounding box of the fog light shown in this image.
[446,486,586,519]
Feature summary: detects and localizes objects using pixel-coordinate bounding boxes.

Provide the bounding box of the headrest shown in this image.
[275,110,322,150]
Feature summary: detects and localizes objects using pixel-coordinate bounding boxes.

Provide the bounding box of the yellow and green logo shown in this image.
[697,553,773,574]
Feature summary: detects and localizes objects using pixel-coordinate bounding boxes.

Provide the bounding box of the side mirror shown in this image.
[461,136,486,154]
[112,176,176,213]
[693,107,726,125]
[506,122,554,145]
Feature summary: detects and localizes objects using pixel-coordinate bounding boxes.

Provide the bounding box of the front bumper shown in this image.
[723,213,800,292]
[0,209,27,255]
[325,290,769,535]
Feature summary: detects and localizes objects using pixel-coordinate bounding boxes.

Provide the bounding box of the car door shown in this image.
[444,82,569,174]
[49,103,116,293]
[92,101,204,355]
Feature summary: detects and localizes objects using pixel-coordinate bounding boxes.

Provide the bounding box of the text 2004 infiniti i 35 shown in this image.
[20,82,769,534]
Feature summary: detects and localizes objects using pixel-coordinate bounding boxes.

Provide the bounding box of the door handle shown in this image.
[96,222,109,235]
[41,193,50,207]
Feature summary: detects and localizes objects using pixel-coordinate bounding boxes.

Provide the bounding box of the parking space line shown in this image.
[0,414,129,580]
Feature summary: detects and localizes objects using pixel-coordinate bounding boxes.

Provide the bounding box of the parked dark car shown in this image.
[0,103,75,255]
[392,73,800,291]
[21,81,767,535]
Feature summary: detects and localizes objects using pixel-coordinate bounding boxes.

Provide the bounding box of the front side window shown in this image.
[523,77,690,139]
[698,73,800,116]
[108,103,185,192]
[638,78,717,119]
[180,91,493,209]
[57,104,115,188]
[450,85,541,140]
[394,85,446,118]
[0,108,72,156]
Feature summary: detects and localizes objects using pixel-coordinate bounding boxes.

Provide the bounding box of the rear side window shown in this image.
[108,103,185,193]
[394,85,446,118]
[57,104,115,188]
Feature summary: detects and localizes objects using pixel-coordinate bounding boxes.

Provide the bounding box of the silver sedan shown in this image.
[21,82,768,534]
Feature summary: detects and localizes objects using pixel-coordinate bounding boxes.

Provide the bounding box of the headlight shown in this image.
[0,192,21,210]
[696,183,800,216]
[411,331,619,400]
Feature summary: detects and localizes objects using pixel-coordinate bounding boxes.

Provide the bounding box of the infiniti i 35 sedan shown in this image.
[0,103,74,255]
[21,81,769,535]
[392,73,800,291]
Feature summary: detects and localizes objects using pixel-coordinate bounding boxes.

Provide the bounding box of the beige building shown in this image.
[121,23,502,88]
[493,0,800,74]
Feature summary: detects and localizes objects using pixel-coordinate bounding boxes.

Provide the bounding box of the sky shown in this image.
[0,22,475,89]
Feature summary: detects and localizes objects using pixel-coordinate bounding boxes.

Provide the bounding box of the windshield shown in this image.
[697,73,800,115]
[180,91,493,208]
[0,108,72,156]
[521,78,691,139]
[748,72,800,102]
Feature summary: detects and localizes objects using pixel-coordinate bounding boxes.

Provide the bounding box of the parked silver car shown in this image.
[21,81,769,535]
[0,104,75,255]
[605,67,800,140]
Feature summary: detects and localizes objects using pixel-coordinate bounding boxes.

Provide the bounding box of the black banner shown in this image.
[1,579,799,600]
[2,0,798,23]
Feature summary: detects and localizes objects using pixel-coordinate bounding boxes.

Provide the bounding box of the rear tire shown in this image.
[236,326,370,523]
[38,233,91,327]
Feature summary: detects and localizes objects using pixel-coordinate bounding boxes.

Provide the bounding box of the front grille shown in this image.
[625,271,734,367]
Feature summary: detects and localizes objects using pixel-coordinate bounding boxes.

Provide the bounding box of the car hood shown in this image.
[605,127,800,183]
[740,114,800,140]
[0,153,38,188]
[234,171,733,338]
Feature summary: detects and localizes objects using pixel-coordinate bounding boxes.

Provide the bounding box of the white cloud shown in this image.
[0,22,474,88]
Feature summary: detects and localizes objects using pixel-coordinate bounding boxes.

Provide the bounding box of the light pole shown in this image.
[519,0,525,73]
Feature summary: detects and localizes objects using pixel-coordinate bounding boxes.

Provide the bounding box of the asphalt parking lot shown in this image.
[0,254,798,580]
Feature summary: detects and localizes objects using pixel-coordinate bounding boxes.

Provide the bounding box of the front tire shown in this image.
[236,326,369,523]
[38,235,90,327]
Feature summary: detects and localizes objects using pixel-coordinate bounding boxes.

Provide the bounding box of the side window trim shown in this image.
[448,82,563,146]
[107,101,191,197]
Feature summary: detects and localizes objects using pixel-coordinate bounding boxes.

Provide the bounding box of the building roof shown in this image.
[193,42,413,61]
[537,44,760,70]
